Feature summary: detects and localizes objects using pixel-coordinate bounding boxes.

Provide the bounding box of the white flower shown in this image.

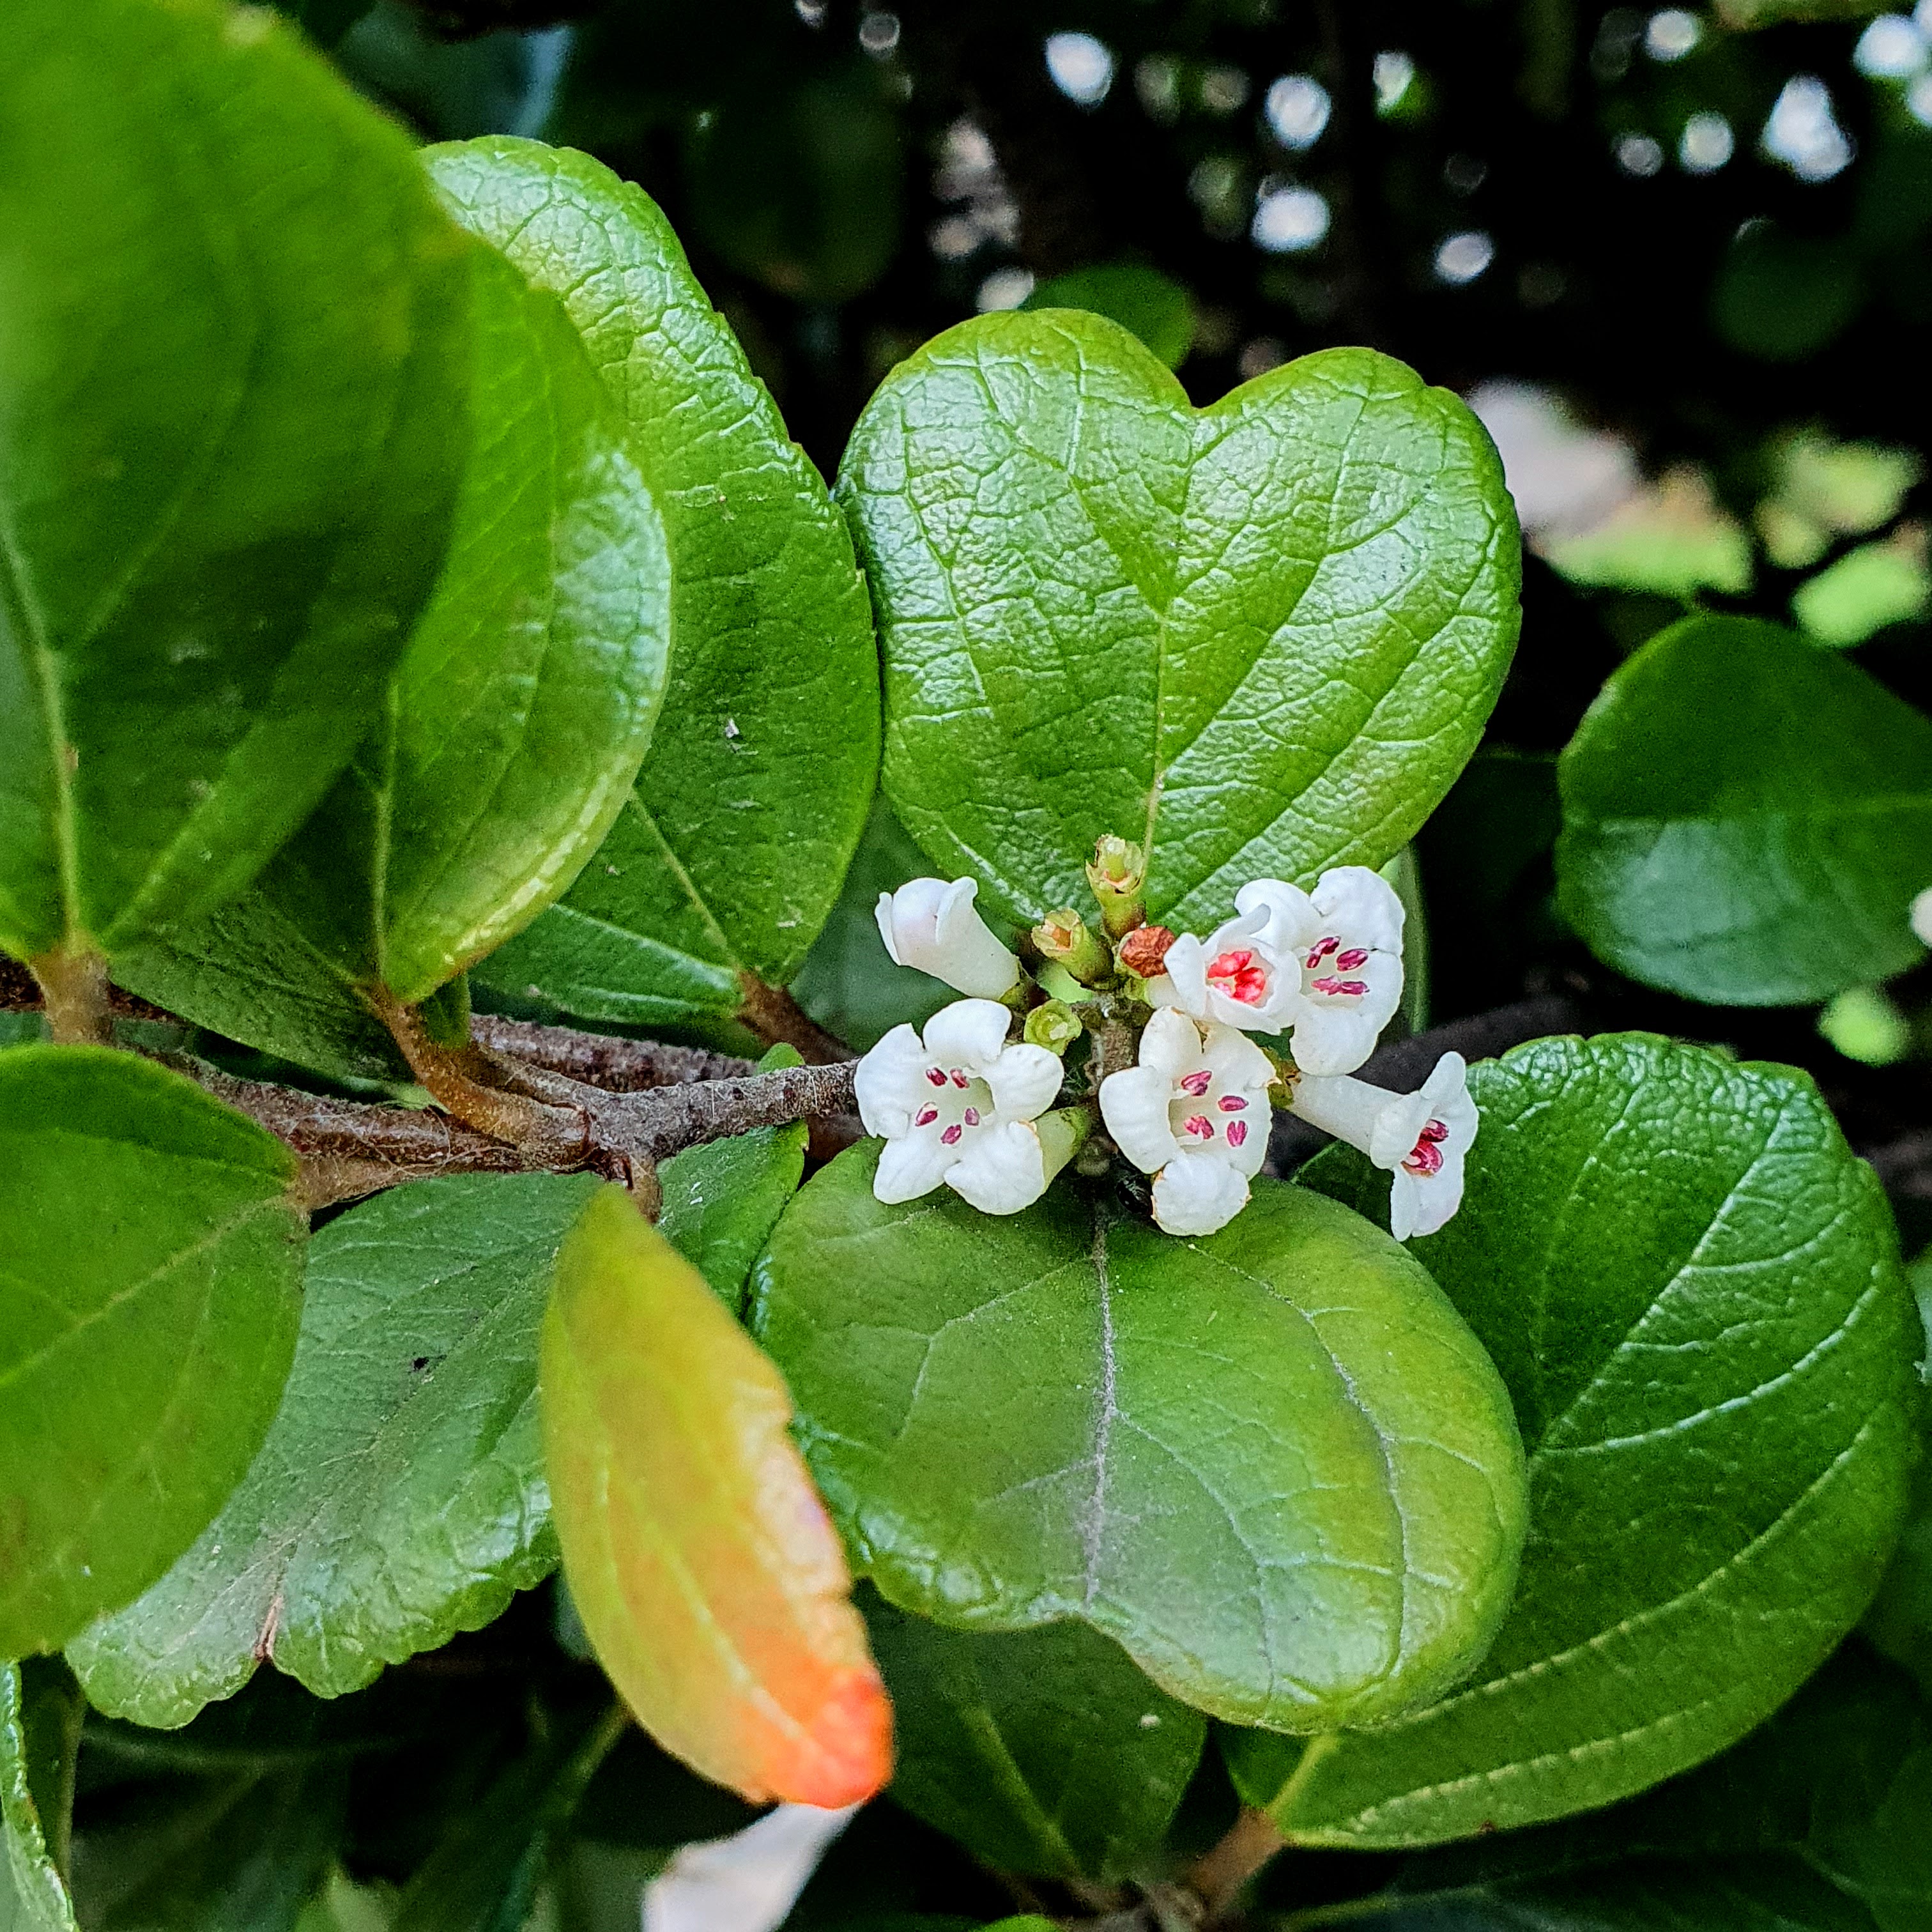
[1912,885,1932,949]
[854,999,1066,1213]
[875,877,1020,998]
[1286,1052,1477,1241]
[1098,1007,1274,1237]
[1233,868,1405,1075]
[1149,868,1404,1069]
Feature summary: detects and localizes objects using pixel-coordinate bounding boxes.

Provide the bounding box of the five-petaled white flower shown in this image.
[1098,1007,1275,1238]
[1286,1052,1477,1241]
[855,999,1066,1213]
[1151,868,1404,1074]
[875,877,1020,999]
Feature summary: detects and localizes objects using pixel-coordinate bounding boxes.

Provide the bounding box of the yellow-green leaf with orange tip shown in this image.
[540,1185,892,1808]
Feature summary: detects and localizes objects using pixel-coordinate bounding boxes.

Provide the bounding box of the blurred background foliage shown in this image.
[284,0,1932,1226]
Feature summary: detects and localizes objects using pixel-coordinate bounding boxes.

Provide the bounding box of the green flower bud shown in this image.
[1031,908,1113,985]
[1023,999,1083,1055]
[1085,834,1147,939]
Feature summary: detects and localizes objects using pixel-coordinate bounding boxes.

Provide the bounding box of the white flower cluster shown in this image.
[857,863,1477,1241]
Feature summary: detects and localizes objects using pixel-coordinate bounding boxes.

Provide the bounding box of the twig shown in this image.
[1187,1808,1287,1925]
[737,972,852,1064]
[470,1015,757,1089]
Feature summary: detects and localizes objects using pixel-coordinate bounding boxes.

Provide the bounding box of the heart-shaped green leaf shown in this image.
[68,1172,602,1728]
[1232,1034,1920,1848]
[0,1047,305,1659]
[0,0,471,963]
[3,1666,75,1932]
[263,240,671,1008]
[866,1594,1206,1882]
[1556,615,1932,1006]
[837,314,1519,930]
[425,139,880,1029]
[750,1154,1527,1733]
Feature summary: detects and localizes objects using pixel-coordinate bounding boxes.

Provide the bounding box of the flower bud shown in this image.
[875,877,1021,998]
[1085,835,1148,939]
[1116,923,1177,980]
[1031,908,1112,985]
[1023,999,1083,1055]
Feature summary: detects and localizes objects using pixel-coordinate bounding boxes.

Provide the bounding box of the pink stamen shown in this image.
[1218,1094,1246,1112]
[1226,1120,1248,1147]
[926,1068,947,1087]
[914,1105,939,1128]
[1206,947,1268,1006]
[1312,976,1368,997]
[1420,1118,1448,1143]
[1335,948,1370,971]
[1182,1114,1215,1138]
[1178,1070,1212,1097]
[940,1123,963,1146]
[1305,935,1339,968]
[963,1107,980,1126]
[949,1069,970,1088]
[1403,1138,1443,1177]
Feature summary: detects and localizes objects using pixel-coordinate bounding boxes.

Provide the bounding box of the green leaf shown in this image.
[542,1188,892,1807]
[69,1172,602,1728]
[790,800,955,1054]
[1357,1646,1932,1932]
[837,315,1519,932]
[1022,265,1197,369]
[657,1048,808,1316]
[425,137,880,1027]
[110,893,410,1087]
[1556,616,1932,1006]
[1866,1415,1932,1699]
[390,1705,627,1932]
[0,1046,304,1658]
[0,0,471,961]
[865,1593,1206,1882]
[3,1666,77,1932]
[68,1757,346,1932]
[263,239,671,1007]
[750,1154,1528,1733]
[1235,1034,1920,1848]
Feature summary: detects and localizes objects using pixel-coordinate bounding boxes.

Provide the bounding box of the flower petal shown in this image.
[1099,1064,1181,1174]
[946,1121,1048,1215]
[921,998,1014,1073]
[1289,999,1390,1078]
[930,878,1022,998]
[1234,877,1319,954]
[1138,1005,1205,1080]
[1154,935,1209,1018]
[852,1023,930,1138]
[1151,1153,1250,1237]
[985,1042,1064,1123]
[873,1130,955,1204]
[1310,866,1406,954]
[1199,1020,1275,1091]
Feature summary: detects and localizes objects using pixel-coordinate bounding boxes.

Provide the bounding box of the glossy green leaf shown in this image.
[0,1046,304,1658]
[1234,1034,1920,1848]
[1866,1432,1932,1700]
[264,240,670,1008]
[657,1047,808,1315]
[866,1594,1206,1882]
[751,1154,1527,1733]
[425,138,880,1027]
[3,1666,76,1932]
[0,0,470,961]
[542,1187,893,1807]
[70,1172,602,1727]
[790,801,954,1054]
[1556,615,1932,1006]
[1022,266,1197,369]
[838,315,1519,931]
[109,893,410,1087]
[1350,1646,1932,1932]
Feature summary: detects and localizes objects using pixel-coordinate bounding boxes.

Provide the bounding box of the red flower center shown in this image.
[1206,947,1267,1005]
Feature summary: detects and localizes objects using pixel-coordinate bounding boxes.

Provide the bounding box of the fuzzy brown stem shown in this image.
[737,972,850,1064]
[470,1014,757,1090]
[30,944,114,1046]
[1187,1807,1287,1924]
